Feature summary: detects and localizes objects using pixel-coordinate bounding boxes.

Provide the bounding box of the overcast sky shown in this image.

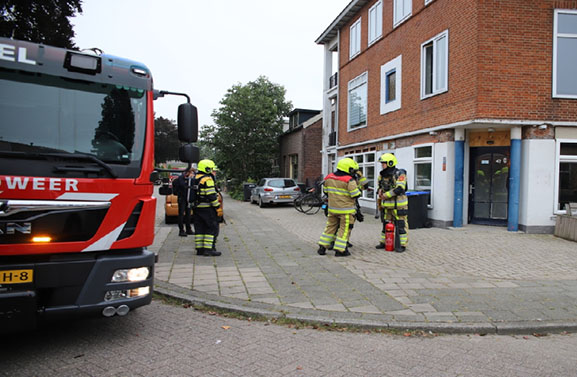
[72,0,350,127]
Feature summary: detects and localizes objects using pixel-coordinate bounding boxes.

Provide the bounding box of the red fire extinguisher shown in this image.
[384,222,395,252]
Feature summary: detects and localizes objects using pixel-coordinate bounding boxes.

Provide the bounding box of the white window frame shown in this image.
[425,0,434,5]
[421,30,449,99]
[413,144,434,208]
[553,9,577,99]
[554,140,577,214]
[380,55,402,114]
[347,72,368,131]
[393,0,412,27]
[369,0,383,46]
[350,18,362,59]
[348,152,377,200]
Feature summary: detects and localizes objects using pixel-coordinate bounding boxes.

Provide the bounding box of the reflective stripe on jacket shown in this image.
[379,168,408,209]
[195,173,220,208]
[324,172,361,214]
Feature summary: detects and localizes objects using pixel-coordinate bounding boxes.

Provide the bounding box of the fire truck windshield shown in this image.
[0,68,147,177]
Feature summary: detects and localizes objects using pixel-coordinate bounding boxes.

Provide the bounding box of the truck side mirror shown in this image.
[178,103,198,143]
[179,143,199,163]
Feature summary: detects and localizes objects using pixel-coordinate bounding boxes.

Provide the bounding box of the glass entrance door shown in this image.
[469,147,510,225]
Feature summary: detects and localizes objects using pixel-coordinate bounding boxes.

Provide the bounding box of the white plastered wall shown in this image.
[519,139,557,228]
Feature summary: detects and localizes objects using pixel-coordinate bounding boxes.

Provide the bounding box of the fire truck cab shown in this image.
[0,37,197,332]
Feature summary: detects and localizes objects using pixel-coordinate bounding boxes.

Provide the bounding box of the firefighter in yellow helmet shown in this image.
[376,153,408,252]
[192,159,221,257]
[317,157,362,257]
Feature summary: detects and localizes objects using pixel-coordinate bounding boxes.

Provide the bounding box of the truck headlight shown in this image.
[111,267,150,282]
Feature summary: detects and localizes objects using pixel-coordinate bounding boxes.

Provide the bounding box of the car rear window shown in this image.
[268,179,296,188]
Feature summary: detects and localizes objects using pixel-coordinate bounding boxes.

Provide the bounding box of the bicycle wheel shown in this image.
[300,193,322,215]
[293,194,305,212]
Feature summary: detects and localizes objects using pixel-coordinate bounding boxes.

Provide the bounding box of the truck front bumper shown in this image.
[0,248,154,333]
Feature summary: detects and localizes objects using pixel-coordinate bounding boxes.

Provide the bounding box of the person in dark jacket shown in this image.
[173,167,194,237]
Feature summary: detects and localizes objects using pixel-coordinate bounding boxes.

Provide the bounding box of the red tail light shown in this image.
[264,188,273,192]
[294,187,300,191]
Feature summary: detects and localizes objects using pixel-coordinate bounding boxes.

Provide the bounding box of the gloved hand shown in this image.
[355,211,364,222]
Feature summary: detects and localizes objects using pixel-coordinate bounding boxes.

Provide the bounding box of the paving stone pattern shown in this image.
[151,192,577,334]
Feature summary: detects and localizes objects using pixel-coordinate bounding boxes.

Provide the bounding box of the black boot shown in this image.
[347,242,353,248]
[186,229,194,235]
[203,248,221,257]
[335,248,351,257]
[375,243,385,249]
[317,246,326,255]
[179,230,187,237]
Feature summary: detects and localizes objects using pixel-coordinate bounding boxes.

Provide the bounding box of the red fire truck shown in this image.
[0,37,198,332]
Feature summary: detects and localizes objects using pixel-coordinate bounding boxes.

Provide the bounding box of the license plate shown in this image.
[279,195,291,199]
[0,269,33,284]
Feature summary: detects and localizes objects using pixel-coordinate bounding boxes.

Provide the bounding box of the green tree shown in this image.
[0,0,83,49]
[154,117,180,164]
[204,76,292,185]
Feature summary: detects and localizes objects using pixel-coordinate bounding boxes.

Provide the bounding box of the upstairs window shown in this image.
[350,18,361,59]
[394,0,412,26]
[348,72,368,130]
[380,55,402,114]
[553,9,577,98]
[421,30,448,98]
[369,1,383,45]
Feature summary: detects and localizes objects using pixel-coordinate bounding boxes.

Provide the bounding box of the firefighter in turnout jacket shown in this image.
[192,159,221,257]
[317,158,362,257]
[376,153,408,252]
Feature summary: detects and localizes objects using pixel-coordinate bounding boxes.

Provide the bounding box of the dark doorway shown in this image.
[469,147,510,226]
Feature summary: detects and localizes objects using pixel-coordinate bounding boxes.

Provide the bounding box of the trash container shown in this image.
[406,191,430,229]
[243,183,256,201]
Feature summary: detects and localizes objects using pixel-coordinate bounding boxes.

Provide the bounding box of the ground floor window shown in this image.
[558,142,577,211]
[289,154,298,181]
[350,152,376,199]
[414,145,433,206]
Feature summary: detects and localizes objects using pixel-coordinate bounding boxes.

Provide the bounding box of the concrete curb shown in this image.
[155,280,577,335]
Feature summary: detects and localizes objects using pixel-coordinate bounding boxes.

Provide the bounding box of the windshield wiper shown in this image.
[0,150,117,178]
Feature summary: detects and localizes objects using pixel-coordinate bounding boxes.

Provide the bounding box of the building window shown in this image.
[350,18,361,59]
[553,9,577,98]
[394,0,412,26]
[289,154,298,181]
[380,55,402,114]
[348,72,368,130]
[350,152,376,200]
[369,1,383,45]
[557,142,577,212]
[421,30,448,99]
[414,145,433,206]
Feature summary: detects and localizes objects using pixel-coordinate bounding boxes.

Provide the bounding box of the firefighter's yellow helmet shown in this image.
[337,157,359,174]
[379,153,397,168]
[198,159,216,174]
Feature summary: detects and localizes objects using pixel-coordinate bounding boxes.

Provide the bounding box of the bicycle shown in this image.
[295,181,326,215]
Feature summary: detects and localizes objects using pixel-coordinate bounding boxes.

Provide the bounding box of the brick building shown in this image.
[279,109,323,187]
[316,0,577,233]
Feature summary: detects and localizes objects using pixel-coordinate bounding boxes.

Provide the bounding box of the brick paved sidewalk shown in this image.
[151,192,577,334]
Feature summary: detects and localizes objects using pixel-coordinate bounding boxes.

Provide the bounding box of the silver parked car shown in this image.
[250,178,301,208]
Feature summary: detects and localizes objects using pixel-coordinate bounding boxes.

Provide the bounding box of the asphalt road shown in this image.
[2,299,577,377]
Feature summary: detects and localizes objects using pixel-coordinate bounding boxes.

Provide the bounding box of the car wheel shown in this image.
[259,196,266,208]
